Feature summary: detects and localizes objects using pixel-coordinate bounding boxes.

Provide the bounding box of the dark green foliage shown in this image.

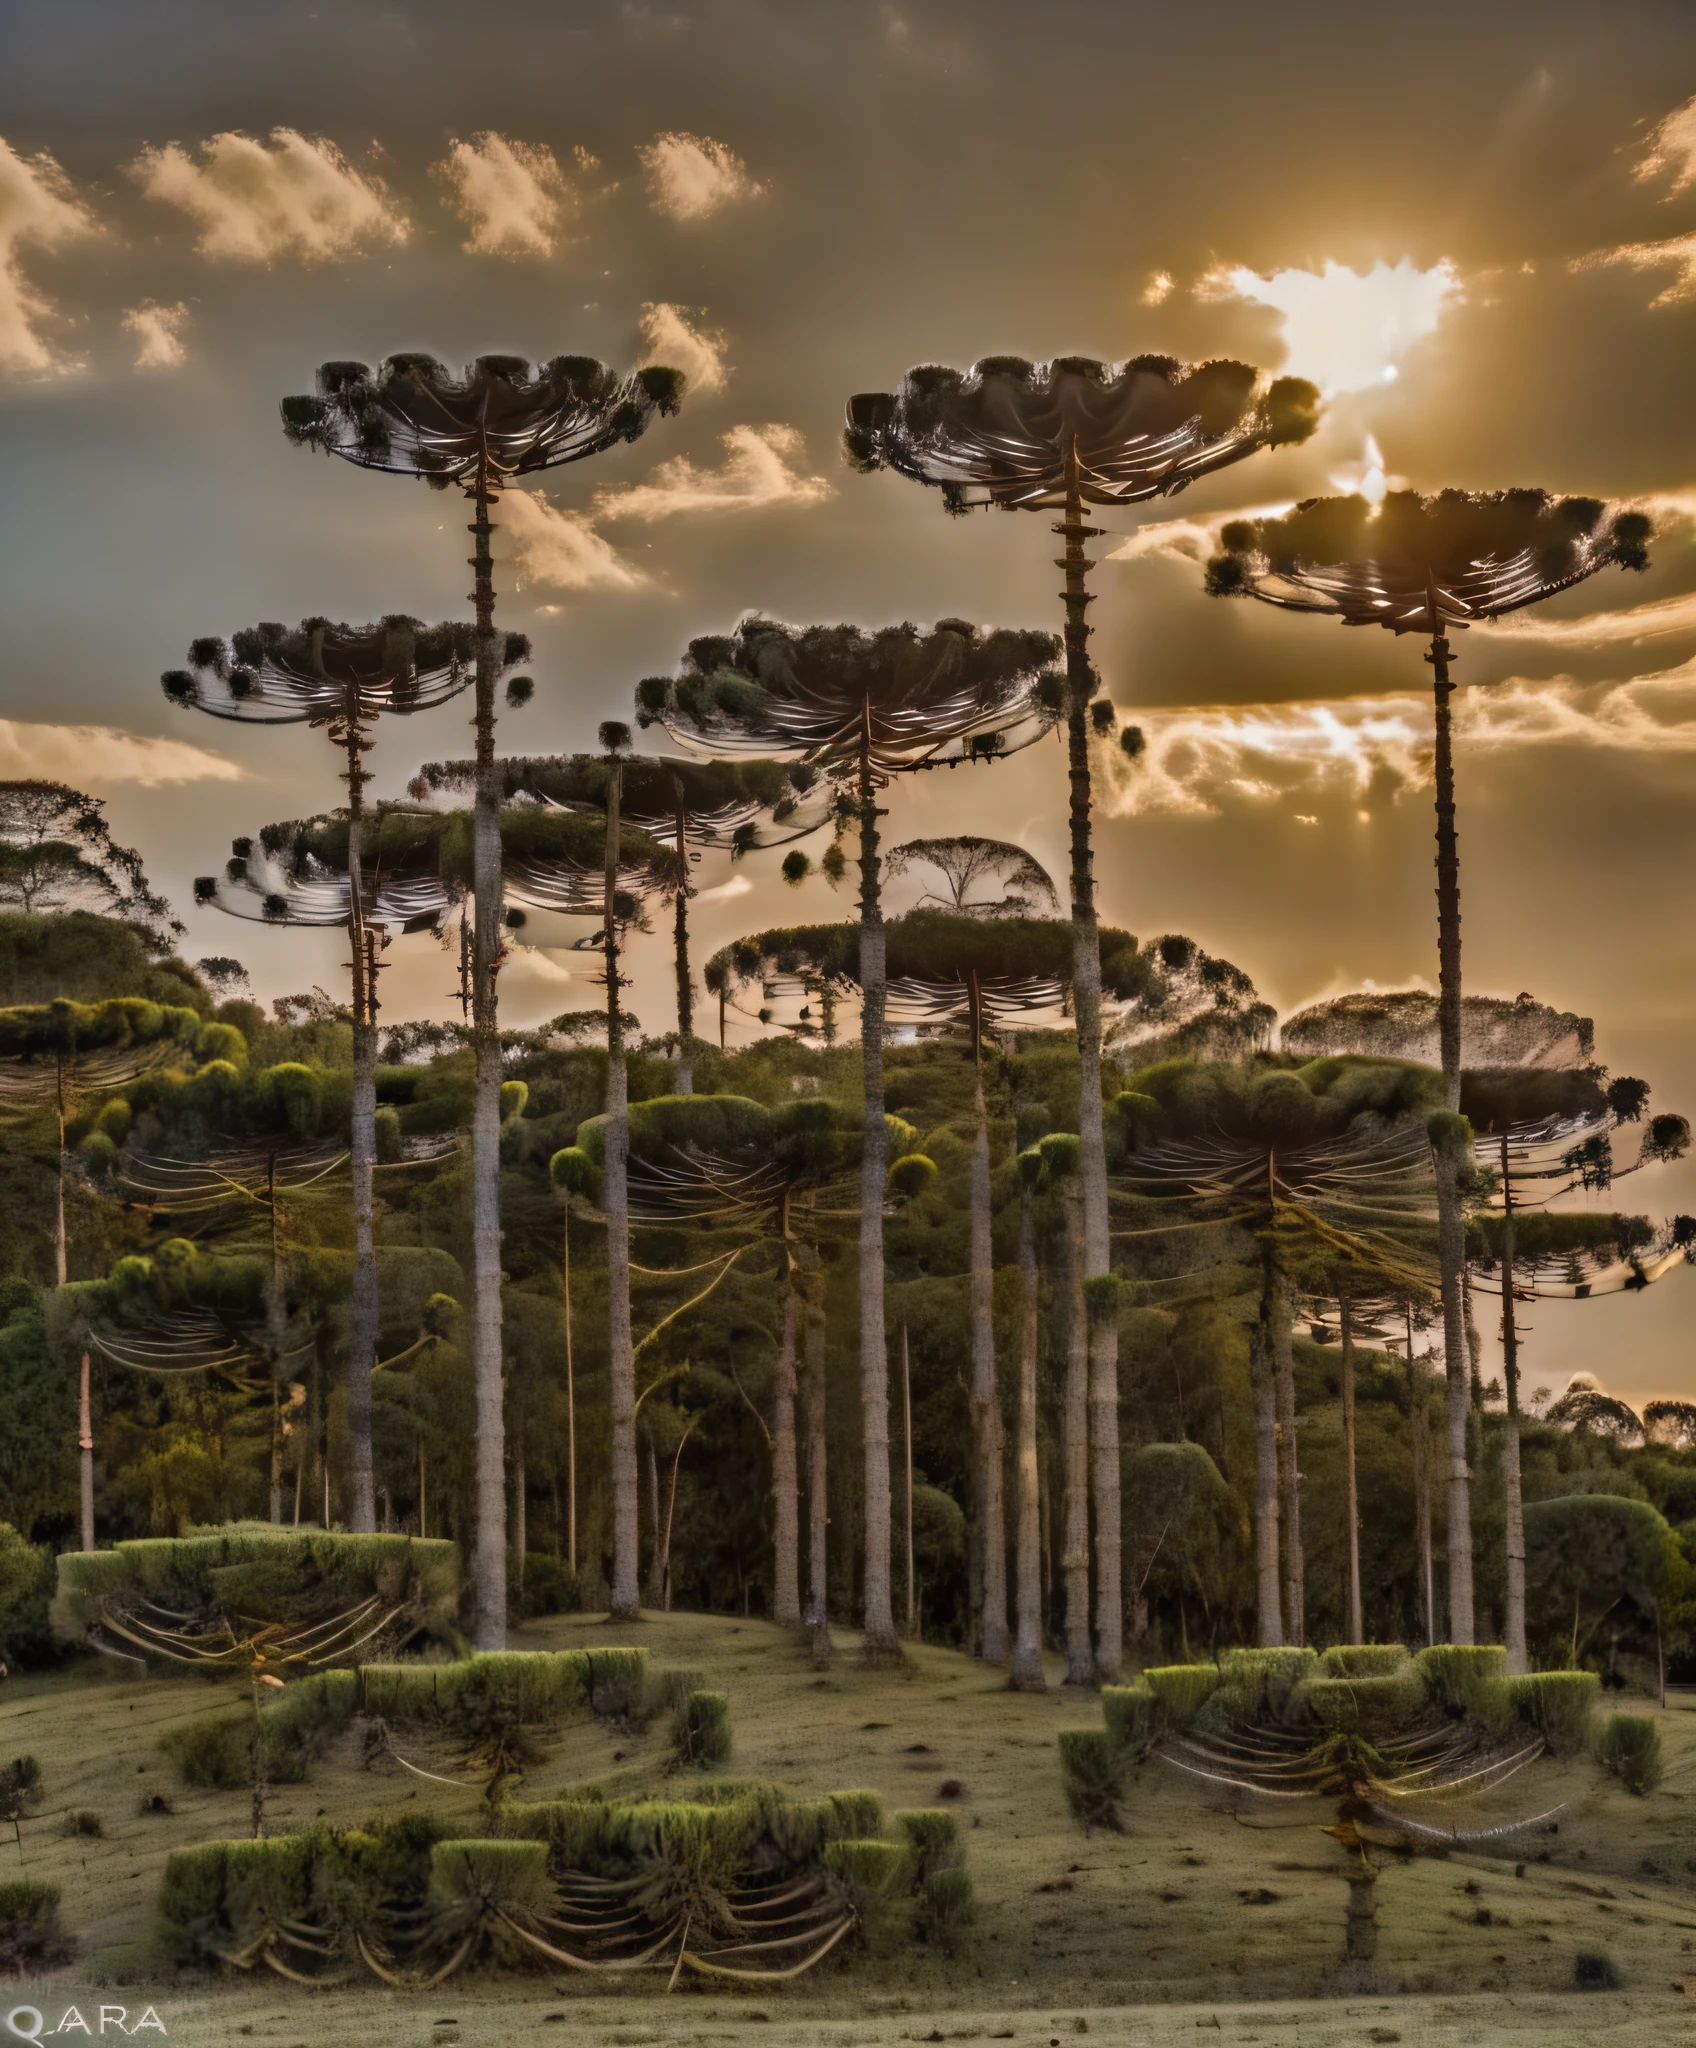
[1506,1671,1600,1753]
[0,1520,53,1668]
[1220,1646,1318,1720]
[1297,1673,1426,1739]
[0,912,208,1009]
[0,1878,67,1971]
[256,1669,360,1781]
[429,1837,552,1913]
[1524,1495,1680,1668]
[1058,1728,1128,1831]
[1415,1644,1508,1727]
[1595,1712,1663,1794]
[1100,1682,1157,1757]
[896,1807,962,1880]
[1143,1664,1219,1729]
[1320,1644,1410,1678]
[673,1689,732,1767]
[0,1755,42,1816]
[917,1865,974,1952]
[161,1711,252,1789]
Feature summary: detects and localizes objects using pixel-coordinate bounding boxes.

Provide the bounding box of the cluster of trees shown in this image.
[0,349,1692,1695]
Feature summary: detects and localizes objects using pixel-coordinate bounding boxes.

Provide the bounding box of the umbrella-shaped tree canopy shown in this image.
[885,835,1058,918]
[1204,489,1652,631]
[844,354,1320,513]
[280,353,684,486]
[161,618,514,725]
[635,618,1062,773]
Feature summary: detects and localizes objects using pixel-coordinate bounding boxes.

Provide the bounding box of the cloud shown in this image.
[1484,585,1696,648]
[121,299,189,370]
[638,301,728,394]
[599,424,831,522]
[435,134,572,257]
[693,873,754,904]
[0,721,243,787]
[1571,229,1696,307]
[132,128,409,262]
[1104,502,1291,569]
[1141,270,1174,305]
[1198,257,1460,393]
[500,488,647,592]
[1635,93,1696,196]
[0,137,98,374]
[638,131,760,221]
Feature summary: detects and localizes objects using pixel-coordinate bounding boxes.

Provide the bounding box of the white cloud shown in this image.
[1571,229,1696,307]
[599,424,831,522]
[121,299,189,370]
[638,301,728,394]
[1141,270,1174,306]
[1486,585,1696,648]
[0,137,97,374]
[0,721,243,787]
[132,128,409,262]
[1104,501,1292,570]
[436,133,572,257]
[1635,94,1696,196]
[638,131,760,221]
[500,488,647,592]
[1199,257,1460,394]
[693,873,754,904]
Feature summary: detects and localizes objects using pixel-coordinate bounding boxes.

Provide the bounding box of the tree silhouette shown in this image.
[846,355,1320,1676]
[1461,1061,1690,1671]
[1117,1058,1442,1646]
[165,616,494,1532]
[637,618,1058,1656]
[0,781,181,950]
[1206,489,1652,1645]
[282,349,683,1648]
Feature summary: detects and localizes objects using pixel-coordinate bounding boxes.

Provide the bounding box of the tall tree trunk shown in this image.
[1273,1279,1303,1645]
[804,1306,832,1665]
[967,988,1008,1661]
[1407,1309,1435,1647]
[468,461,508,1648]
[901,1323,917,1635]
[1061,1177,1092,1684]
[671,781,694,1094]
[1499,1133,1528,1675]
[417,1442,426,1539]
[602,763,640,1616]
[644,1433,663,1609]
[511,1446,526,1600]
[1058,440,1118,1677]
[1428,603,1474,1644]
[343,715,378,1536]
[771,1196,801,1627]
[54,1052,67,1288]
[562,1203,576,1577]
[1010,1185,1046,1690]
[855,744,898,1657]
[1088,1278,1122,1681]
[266,1155,286,1526]
[78,1349,94,1551]
[1253,1248,1284,1647]
[1340,1289,1363,1646]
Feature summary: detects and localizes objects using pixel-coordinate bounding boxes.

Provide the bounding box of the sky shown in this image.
[4,0,1696,1406]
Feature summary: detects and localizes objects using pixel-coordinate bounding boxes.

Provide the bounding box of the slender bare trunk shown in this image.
[1273,1279,1303,1645]
[54,1055,67,1288]
[1061,1179,1092,1684]
[671,782,694,1094]
[661,1425,693,1612]
[1088,1279,1122,1681]
[1499,1133,1528,1675]
[77,1349,94,1551]
[344,717,378,1536]
[771,1201,801,1627]
[603,763,640,1616]
[1010,1186,1045,1690]
[468,462,507,1648]
[1428,600,1474,1644]
[967,999,1007,1661]
[417,1442,426,1540]
[1340,1291,1363,1646]
[266,1157,285,1525]
[1407,1310,1435,1647]
[804,1306,832,1664]
[856,744,897,1657]
[644,1433,663,1609]
[562,1205,576,1577]
[902,1323,916,1636]
[1253,1249,1283,1647]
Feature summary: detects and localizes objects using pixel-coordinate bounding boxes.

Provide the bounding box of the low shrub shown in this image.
[896,1809,962,1881]
[673,1690,732,1768]
[1101,1682,1157,1757]
[580,1646,648,1720]
[1507,1670,1599,1755]
[429,1838,552,1915]
[1143,1664,1218,1730]
[825,1837,911,1952]
[1575,1949,1621,1990]
[1594,1712,1663,1794]
[825,1789,884,1840]
[0,1523,53,1672]
[1058,1728,1127,1831]
[1319,1644,1409,1679]
[1297,1672,1426,1740]
[650,1665,707,1715]
[256,1668,360,1781]
[1193,1680,1254,1738]
[0,1879,68,1971]
[1416,1644,1508,1729]
[917,1865,974,1952]
[160,1712,252,1790]
[1220,1647,1318,1720]
[512,1553,580,1619]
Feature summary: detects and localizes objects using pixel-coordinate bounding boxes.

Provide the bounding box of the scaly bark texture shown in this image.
[78,1350,94,1551]
[771,1197,801,1628]
[604,763,640,1617]
[266,1156,287,1526]
[1088,1280,1123,1681]
[1340,1290,1364,1647]
[1253,1249,1284,1647]
[1010,1186,1046,1691]
[671,783,694,1095]
[1429,618,1474,1644]
[856,746,898,1658]
[1058,441,1119,1677]
[1061,1179,1092,1685]
[1407,1319,1436,1647]
[804,1307,832,1666]
[562,1207,576,1576]
[1273,1282,1303,1645]
[968,1005,1008,1662]
[1498,1132,1529,1675]
[344,718,378,1536]
[468,468,508,1647]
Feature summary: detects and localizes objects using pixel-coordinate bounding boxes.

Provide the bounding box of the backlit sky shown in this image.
[5,0,1696,1405]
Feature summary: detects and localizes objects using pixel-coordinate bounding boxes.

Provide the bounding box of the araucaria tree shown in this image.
[1206,489,1651,1644]
[639,619,1059,1656]
[281,352,683,1644]
[846,354,1321,1679]
[166,617,486,1533]
[0,781,182,951]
